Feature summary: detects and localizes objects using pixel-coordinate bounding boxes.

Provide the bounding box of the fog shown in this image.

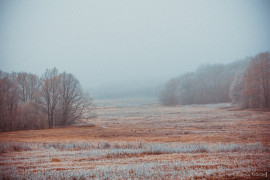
[0,0,270,98]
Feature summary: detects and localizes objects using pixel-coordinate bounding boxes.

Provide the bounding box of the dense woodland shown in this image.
[0,68,93,132]
[160,52,270,109]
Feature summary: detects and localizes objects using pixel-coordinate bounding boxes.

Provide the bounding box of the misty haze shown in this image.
[0,0,270,179]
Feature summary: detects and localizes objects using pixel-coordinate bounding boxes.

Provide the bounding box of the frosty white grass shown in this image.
[0,141,269,179]
[0,141,268,154]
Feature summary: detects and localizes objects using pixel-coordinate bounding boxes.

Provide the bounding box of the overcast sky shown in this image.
[0,0,270,90]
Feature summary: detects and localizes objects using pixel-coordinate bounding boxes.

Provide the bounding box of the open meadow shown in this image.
[0,98,270,179]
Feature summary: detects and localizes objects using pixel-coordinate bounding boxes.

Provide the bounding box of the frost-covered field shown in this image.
[1,98,270,179]
[1,141,269,179]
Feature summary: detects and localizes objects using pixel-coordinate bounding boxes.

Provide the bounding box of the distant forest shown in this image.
[0,68,94,132]
[160,52,270,109]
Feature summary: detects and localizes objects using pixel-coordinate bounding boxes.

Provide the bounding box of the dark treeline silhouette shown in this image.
[0,68,94,132]
[160,51,270,110]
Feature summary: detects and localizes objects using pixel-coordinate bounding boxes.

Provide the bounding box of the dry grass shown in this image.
[0,141,269,179]
[0,98,270,179]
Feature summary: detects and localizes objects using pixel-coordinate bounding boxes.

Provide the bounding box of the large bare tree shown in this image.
[57,72,93,125]
[37,68,60,128]
[36,68,94,128]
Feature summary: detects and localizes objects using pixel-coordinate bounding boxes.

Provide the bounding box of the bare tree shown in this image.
[16,72,27,102]
[37,68,60,128]
[7,73,20,131]
[36,68,94,128]
[229,70,245,105]
[0,72,20,131]
[57,72,93,125]
[242,52,270,108]
[0,71,10,131]
[17,72,40,103]
[229,59,250,107]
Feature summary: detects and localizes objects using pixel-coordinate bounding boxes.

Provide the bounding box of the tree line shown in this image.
[0,68,94,132]
[160,51,270,110]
